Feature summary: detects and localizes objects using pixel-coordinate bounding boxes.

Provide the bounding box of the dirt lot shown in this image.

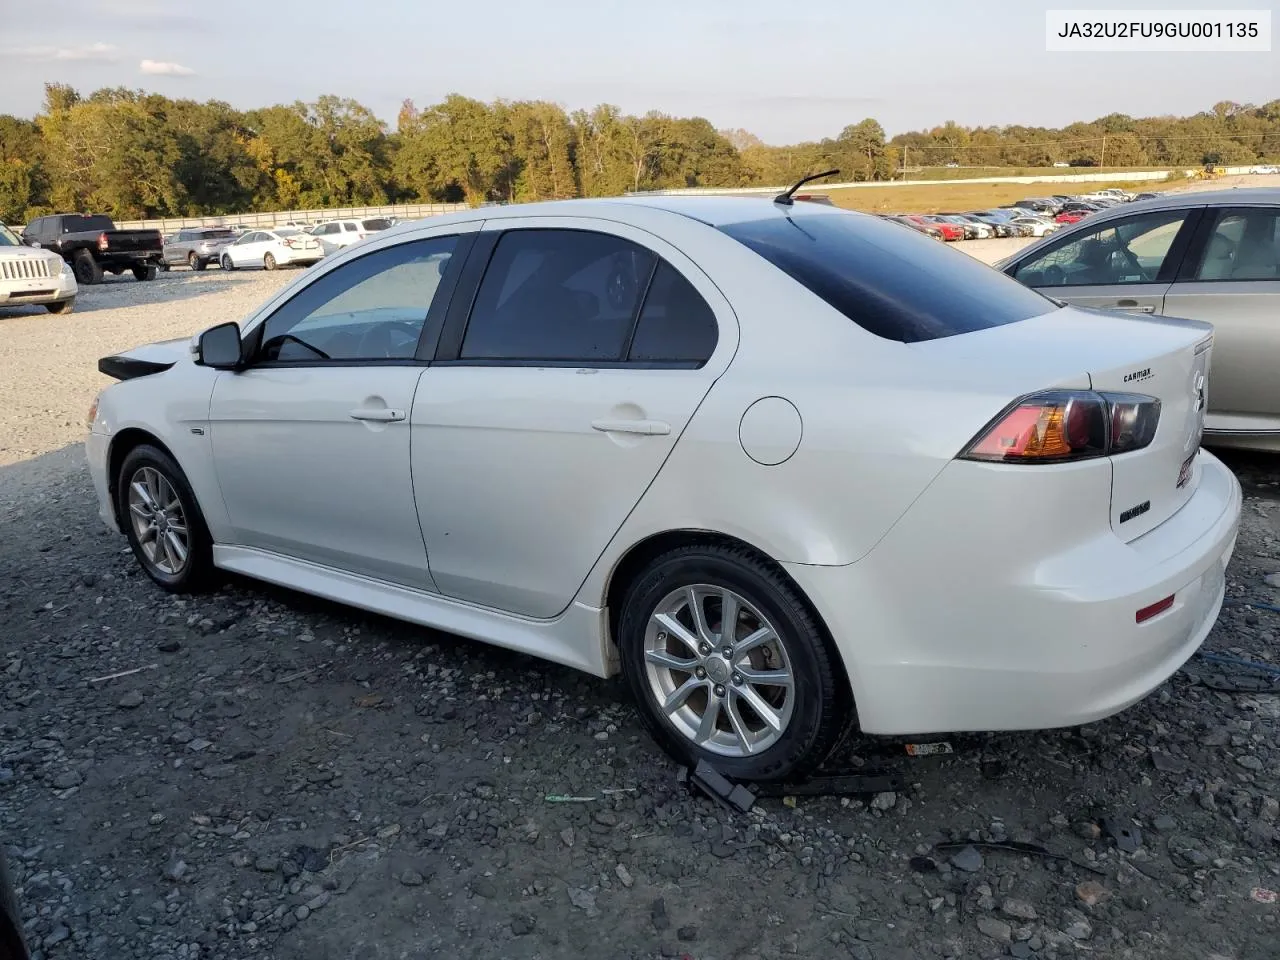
[2,253,1280,960]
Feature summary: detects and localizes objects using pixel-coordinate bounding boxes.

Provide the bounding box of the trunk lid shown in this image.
[910,305,1213,541]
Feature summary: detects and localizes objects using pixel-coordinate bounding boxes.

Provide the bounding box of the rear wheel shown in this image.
[618,544,850,781]
[73,250,102,285]
[188,252,206,271]
[264,252,277,271]
[45,297,75,315]
[116,444,216,593]
[132,264,158,281]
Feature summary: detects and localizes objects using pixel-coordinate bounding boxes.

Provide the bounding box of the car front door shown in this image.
[206,227,475,587]
[411,219,735,619]
[1006,207,1201,314]
[1162,205,1280,427]
[227,232,263,267]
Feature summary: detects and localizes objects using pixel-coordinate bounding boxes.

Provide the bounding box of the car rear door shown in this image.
[410,218,736,619]
[1161,204,1280,429]
[1006,207,1202,314]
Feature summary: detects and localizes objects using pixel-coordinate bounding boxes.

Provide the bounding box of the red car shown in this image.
[1054,210,1090,225]
[905,215,964,241]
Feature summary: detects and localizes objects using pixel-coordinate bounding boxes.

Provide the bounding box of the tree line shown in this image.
[1,83,1277,223]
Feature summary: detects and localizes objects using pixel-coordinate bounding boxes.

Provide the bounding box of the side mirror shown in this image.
[195,321,243,369]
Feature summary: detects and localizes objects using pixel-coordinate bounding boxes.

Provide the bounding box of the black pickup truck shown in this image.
[20,214,164,285]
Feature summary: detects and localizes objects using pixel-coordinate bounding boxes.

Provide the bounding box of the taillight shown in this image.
[97,232,109,251]
[960,390,1160,464]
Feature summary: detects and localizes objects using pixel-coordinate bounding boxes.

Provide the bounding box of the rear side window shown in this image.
[628,262,718,363]
[719,213,1054,342]
[460,229,655,362]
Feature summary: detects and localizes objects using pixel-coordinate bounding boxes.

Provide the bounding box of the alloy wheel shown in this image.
[126,466,190,576]
[643,584,795,757]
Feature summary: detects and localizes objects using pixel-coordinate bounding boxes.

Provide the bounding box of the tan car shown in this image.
[999,188,1280,452]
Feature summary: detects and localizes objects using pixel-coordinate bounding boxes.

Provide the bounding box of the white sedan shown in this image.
[85,195,1241,780]
[219,228,323,271]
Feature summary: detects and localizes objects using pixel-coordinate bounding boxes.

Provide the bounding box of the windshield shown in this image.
[0,225,20,246]
[718,212,1056,343]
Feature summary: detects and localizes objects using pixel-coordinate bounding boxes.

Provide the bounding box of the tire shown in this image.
[116,444,217,593]
[188,252,206,272]
[45,297,75,315]
[0,847,25,960]
[132,264,158,281]
[263,252,277,271]
[617,544,850,782]
[73,250,102,285]
[220,254,235,271]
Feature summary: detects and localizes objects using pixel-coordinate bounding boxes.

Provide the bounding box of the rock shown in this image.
[163,858,188,882]
[1010,943,1033,959]
[253,856,279,873]
[870,791,896,811]
[976,916,1012,943]
[1073,821,1101,841]
[568,886,599,917]
[1264,572,1280,588]
[560,827,575,848]
[157,639,182,653]
[1064,919,1094,941]
[1236,755,1264,772]
[678,925,698,942]
[305,892,330,911]
[1261,797,1279,822]
[1149,750,1186,773]
[51,769,82,789]
[1001,898,1038,920]
[1152,815,1178,832]
[399,869,424,887]
[294,905,310,921]
[949,845,984,873]
[1076,880,1109,907]
[471,878,497,899]
[615,863,634,888]
[118,690,144,709]
[651,897,669,931]
[43,925,71,947]
[511,914,536,935]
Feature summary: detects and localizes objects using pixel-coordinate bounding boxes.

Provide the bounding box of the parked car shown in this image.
[0,846,27,960]
[0,222,78,314]
[921,215,978,240]
[19,213,163,284]
[219,228,323,271]
[1009,216,1058,237]
[884,216,944,240]
[87,196,1240,780]
[309,219,377,255]
[905,215,963,241]
[162,227,238,271]
[967,212,1016,237]
[999,187,1280,451]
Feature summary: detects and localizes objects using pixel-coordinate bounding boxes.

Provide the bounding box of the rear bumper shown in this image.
[788,449,1241,735]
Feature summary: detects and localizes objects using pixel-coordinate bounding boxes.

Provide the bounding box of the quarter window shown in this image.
[1191,208,1280,281]
[460,229,656,362]
[254,237,458,363]
[1013,210,1189,287]
[627,261,718,363]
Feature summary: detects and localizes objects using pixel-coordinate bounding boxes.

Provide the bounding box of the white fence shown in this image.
[114,202,475,233]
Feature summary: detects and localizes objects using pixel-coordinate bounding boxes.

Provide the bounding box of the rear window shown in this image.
[61,214,114,233]
[718,213,1056,343]
[362,218,392,231]
[200,229,236,240]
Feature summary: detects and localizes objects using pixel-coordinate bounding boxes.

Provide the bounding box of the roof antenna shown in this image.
[774,169,840,206]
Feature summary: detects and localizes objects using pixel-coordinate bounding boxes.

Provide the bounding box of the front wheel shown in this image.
[221,254,235,271]
[618,544,851,782]
[45,297,75,315]
[263,252,277,271]
[116,444,217,593]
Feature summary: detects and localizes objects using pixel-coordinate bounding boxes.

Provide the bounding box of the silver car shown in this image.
[999,188,1280,452]
[162,228,238,271]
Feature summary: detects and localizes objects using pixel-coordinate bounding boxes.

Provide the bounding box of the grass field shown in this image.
[823,179,1176,215]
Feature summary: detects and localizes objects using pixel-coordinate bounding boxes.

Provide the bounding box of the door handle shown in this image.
[1115,300,1157,313]
[349,408,406,422]
[591,418,671,436]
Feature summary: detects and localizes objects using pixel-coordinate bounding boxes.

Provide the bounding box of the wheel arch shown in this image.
[601,530,851,701]
[106,428,183,527]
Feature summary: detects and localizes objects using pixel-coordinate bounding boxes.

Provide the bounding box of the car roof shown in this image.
[1118,187,1280,211]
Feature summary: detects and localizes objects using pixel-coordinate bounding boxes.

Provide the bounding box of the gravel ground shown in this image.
[3,252,1280,960]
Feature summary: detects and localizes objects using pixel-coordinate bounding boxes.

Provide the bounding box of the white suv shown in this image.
[0,223,77,314]
[309,220,370,254]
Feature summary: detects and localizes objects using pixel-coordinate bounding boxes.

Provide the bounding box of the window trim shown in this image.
[237,233,475,369]
[431,225,716,369]
[1005,207,1204,288]
[1174,204,1280,284]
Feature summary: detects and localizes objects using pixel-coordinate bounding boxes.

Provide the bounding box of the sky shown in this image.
[0,0,1274,144]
